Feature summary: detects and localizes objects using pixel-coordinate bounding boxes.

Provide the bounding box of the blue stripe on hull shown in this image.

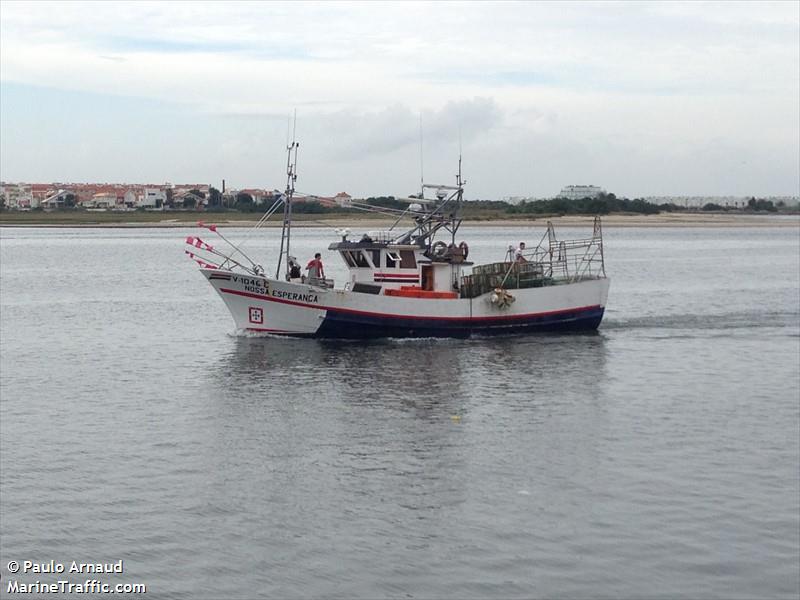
[313,306,605,339]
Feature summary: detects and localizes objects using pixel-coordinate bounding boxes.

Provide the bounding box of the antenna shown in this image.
[292,109,297,150]
[286,109,298,194]
[457,126,462,187]
[419,113,424,197]
[291,109,298,193]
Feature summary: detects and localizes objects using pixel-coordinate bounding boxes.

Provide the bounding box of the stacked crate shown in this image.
[461,262,513,298]
[461,261,551,298]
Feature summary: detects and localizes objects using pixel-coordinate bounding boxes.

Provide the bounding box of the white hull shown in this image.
[203,269,610,338]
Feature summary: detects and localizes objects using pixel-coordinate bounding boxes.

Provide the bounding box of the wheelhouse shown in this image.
[329,230,473,298]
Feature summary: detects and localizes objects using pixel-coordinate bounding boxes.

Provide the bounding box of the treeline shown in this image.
[702,197,783,213]
[487,194,791,216]
[507,193,680,215]
[229,196,411,214]
[215,193,793,216]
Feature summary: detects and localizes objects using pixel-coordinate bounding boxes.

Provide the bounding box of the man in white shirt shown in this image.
[514,242,527,262]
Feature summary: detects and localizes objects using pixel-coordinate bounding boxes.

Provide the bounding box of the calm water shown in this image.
[1,224,798,599]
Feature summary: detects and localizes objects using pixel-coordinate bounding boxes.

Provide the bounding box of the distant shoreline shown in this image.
[1,212,798,228]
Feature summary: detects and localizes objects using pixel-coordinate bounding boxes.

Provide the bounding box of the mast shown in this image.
[450,144,465,244]
[419,114,424,198]
[276,113,299,279]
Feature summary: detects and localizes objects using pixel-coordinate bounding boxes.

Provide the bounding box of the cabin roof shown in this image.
[328,241,421,251]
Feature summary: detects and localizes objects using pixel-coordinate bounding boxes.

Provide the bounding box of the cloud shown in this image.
[302,98,502,161]
[0,1,797,196]
[3,1,797,106]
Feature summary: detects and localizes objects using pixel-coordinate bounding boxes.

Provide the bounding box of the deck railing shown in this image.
[460,217,606,298]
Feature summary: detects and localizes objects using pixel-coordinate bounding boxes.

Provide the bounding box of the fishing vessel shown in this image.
[186,140,610,338]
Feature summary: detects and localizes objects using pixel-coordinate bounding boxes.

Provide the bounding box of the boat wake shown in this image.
[230,329,290,340]
[602,310,799,333]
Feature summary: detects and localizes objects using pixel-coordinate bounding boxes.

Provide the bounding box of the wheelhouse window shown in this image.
[385,251,401,268]
[350,250,370,268]
[399,250,417,269]
[371,249,382,269]
[340,251,356,268]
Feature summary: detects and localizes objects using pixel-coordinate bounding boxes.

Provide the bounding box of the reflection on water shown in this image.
[214,333,610,419]
[189,334,622,597]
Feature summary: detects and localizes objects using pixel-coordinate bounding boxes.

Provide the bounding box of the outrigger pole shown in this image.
[276,112,299,280]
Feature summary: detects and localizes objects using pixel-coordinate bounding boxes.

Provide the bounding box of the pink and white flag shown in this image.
[185,236,215,252]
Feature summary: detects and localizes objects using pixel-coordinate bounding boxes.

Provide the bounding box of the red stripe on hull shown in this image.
[374,279,420,283]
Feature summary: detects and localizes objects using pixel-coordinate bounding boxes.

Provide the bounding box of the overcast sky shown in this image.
[1,1,798,199]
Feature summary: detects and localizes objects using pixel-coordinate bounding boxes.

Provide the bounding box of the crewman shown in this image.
[515,242,527,262]
[306,253,325,281]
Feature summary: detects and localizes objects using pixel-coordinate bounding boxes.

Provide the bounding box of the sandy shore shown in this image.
[1,213,798,228]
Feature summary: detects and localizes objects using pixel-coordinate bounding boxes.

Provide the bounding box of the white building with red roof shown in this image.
[334,192,352,207]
